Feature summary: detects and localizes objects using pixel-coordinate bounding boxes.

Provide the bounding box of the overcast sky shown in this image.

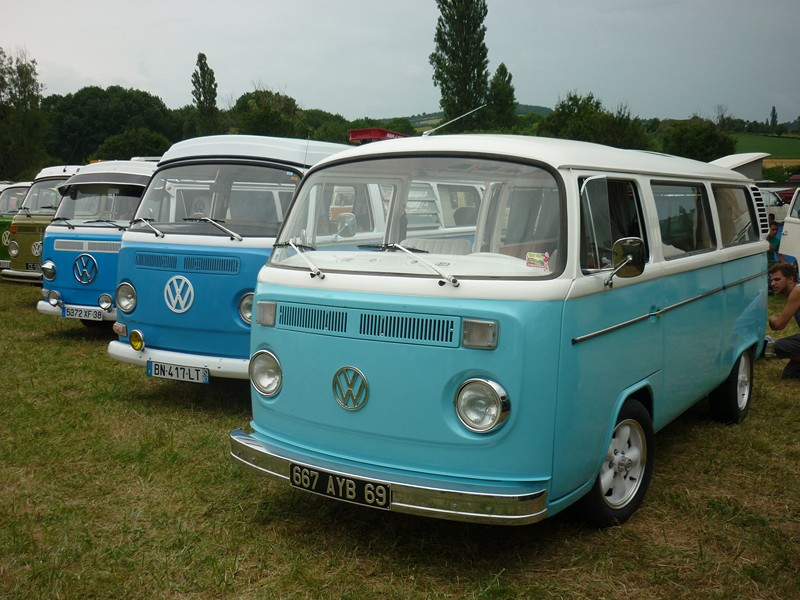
[1,0,797,124]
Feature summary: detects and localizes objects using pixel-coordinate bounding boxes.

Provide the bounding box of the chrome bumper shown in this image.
[230,428,549,525]
[108,340,249,379]
[1,268,42,284]
[36,300,117,321]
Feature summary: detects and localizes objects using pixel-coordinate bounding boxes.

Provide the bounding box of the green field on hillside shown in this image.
[734,133,800,158]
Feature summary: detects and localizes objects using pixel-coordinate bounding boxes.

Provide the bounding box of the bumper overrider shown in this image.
[229,429,549,525]
[107,340,249,379]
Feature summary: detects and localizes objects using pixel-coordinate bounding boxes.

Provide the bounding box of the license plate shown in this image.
[289,463,391,510]
[64,305,103,321]
[147,360,209,384]
[26,262,40,271]
[0,260,9,269]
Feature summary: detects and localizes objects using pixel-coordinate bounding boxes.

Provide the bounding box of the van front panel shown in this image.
[249,284,562,483]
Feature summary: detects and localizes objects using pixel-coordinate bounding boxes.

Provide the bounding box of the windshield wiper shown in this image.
[274,240,325,279]
[386,242,459,287]
[274,240,316,252]
[50,216,75,229]
[18,206,31,216]
[39,205,59,210]
[358,242,429,253]
[85,218,127,230]
[183,217,242,241]
[130,217,165,238]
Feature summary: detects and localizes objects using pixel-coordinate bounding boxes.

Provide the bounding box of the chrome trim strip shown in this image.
[572,270,767,345]
[229,429,549,526]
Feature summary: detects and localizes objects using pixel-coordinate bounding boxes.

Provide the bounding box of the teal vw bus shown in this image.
[37,160,157,325]
[231,135,768,527]
[108,135,348,383]
[1,166,82,284]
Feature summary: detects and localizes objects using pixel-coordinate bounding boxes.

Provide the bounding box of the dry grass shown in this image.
[1,283,798,599]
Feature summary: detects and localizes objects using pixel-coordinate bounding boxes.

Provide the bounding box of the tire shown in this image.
[578,399,655,528]
[709,349,752,424]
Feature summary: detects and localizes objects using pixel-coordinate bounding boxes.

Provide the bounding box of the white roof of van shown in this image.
[56,160,158,193]
[34,165,82,180]
[313,135,750,182]
[710,152,769,169]
[159,135,349,169]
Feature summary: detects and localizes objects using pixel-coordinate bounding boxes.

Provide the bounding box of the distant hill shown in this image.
[406,103,552,129]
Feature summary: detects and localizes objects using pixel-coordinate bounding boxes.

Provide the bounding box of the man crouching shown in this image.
[768,263,800,379]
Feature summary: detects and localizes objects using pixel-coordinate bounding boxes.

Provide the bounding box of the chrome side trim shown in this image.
[229,429,549,526]
[572,270,767,345]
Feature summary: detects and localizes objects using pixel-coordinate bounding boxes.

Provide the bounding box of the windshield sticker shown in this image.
[526,251,549,271]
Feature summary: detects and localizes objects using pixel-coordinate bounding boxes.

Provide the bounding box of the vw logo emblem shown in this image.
[164,276,194,313]
[333,366,369,411]
[73,254,98,284]
[31,241,42,257]
[1,230,9,246]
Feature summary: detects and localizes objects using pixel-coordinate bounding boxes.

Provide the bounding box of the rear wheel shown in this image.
[709,349,752,424]
[578,399,654,527]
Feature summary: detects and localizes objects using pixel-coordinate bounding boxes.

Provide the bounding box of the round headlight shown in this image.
[8,241,19,258]
[249,350,282,396]
[129,330,145,351]
[238,292,254,324]
[116,282,137,313]
[455,379,510,433]
[41,260,57,280]
[98,294,113,311]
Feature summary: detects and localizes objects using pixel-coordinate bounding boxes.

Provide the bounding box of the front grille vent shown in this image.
[87,241,121,253]
[278,305,348,333]
[135,253,178,269]
[184,256,239,273]
[275,303,460,347]
[360,313,456,344]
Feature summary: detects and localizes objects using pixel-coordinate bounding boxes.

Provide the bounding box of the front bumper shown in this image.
[108,340,249,379]
[229,428,549,525]
[36,300,117,321]
[1,268,42,284]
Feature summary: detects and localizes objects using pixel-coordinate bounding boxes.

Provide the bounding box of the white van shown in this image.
[232,135,769,527]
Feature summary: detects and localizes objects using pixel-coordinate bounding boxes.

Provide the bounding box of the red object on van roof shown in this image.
[348,128,410,144]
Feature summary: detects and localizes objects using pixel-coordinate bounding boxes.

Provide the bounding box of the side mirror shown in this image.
[605,237,645,288]
[335,212,357,238]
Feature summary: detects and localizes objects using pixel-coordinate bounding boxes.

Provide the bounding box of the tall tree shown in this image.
[486,63,516,130]
[191,52,219,136]
[0,47,47,179]
[770,106,778,130]
[429,0,489,132]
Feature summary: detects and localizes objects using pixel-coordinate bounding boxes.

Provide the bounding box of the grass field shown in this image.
[733,133,800,160]
[1,281,798,599]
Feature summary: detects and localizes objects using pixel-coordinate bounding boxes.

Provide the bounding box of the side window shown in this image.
[580,178,647,271]
[712,185,758,247]
[652,182,715,259]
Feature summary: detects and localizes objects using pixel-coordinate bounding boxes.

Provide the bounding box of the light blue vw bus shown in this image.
[37,160,157,326]
[108,135,348,383]
[231,135,769,527]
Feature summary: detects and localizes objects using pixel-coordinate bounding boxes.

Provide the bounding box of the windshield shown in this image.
[131,162,300,237]
[272,156,563,279]
[20,178,68,212]
[53,183,144,226]
[0,186,29,214]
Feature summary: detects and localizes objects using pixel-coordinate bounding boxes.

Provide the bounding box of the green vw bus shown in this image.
[1,166,81,284]
[0,182,31,270]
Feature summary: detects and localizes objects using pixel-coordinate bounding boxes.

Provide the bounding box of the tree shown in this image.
[659,117,736,162]
[191,53,219,136]
[93,127,171,161]
[770,106,778,130]
[486,63,516,130]
[228,88,307,138]
[429,0,489,132]
[0,47,48,179]
[537,92,651,150]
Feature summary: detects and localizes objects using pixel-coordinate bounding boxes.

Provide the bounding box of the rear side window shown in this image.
[652,182,715,259]
[711,185,758,247]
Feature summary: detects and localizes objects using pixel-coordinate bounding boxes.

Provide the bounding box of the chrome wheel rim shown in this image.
[600,418,647,509]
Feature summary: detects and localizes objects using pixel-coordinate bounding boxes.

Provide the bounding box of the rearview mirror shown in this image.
[605,237,645,288]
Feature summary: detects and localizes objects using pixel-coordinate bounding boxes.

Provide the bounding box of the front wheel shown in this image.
[709,349,752,424]
[577,399,654,527]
